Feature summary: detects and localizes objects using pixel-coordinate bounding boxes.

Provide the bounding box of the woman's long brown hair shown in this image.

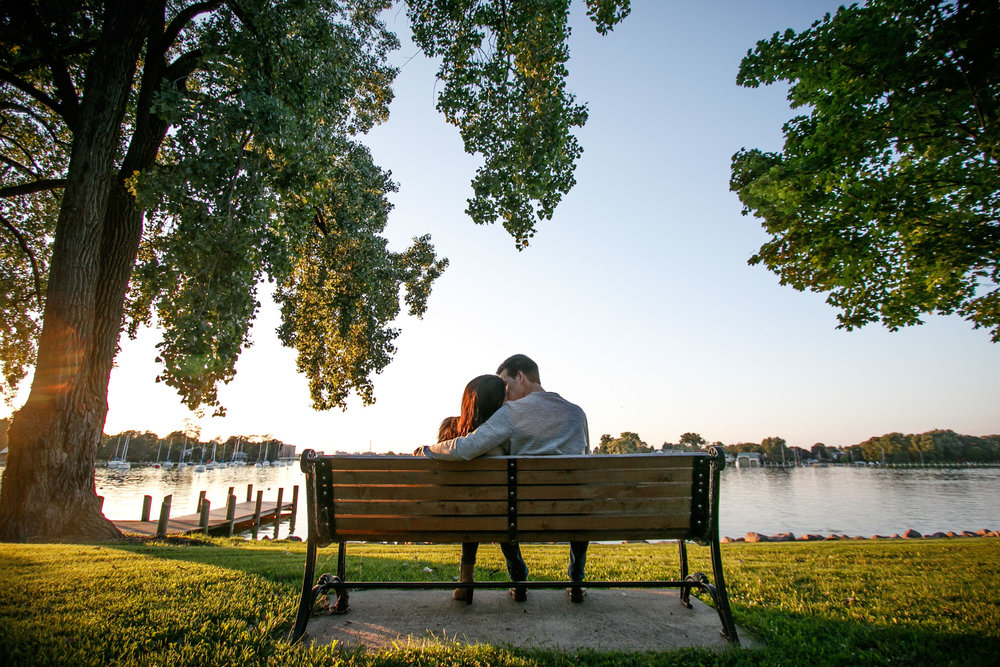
[444,374,505,439]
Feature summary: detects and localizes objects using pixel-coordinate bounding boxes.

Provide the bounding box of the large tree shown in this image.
[0,0,630,542]
[596,431,649,454]
[678,431,706,450]
[730,0,1000,340]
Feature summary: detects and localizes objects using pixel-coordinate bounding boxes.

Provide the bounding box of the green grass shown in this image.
[0,538,997,665]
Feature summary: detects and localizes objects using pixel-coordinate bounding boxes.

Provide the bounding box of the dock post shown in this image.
[274,487,284,538]
[141,495,153,521]
[252,490,264,540]
[289,485,300,534]
[156,495,172,538]
[246,484,253,502]
[226,494,237,537]
[200,499,211,535]
[227,486,234,500]
[97,495,105,512]
[197,490,207,513]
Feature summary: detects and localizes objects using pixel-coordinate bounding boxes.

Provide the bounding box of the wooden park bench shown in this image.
[292,448,739,646]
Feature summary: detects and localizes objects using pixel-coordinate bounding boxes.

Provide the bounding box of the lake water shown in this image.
[716,464,999,538]
[6,462,998,540]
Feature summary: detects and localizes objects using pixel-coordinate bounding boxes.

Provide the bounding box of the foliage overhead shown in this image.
[0,0,628,413]
[406,0,630,248]
[731,0,1000,340]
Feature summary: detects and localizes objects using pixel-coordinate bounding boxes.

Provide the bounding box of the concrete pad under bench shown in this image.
[304,587,757,653]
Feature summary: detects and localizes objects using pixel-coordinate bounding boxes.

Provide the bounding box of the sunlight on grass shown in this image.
[1,538,997,665]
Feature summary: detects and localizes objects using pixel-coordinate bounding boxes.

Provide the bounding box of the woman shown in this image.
[437,374,508,601]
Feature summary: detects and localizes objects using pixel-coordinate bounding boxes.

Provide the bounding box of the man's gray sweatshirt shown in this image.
[419,391,589,460]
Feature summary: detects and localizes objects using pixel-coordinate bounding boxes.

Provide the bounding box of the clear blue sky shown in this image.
[6,1,999,452]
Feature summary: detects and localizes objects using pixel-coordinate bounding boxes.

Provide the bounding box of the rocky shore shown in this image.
[721,528,999,543]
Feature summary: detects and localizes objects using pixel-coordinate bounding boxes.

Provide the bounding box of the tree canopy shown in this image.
[0,0,631,414]
[595,431,650,454]
[678,432,706,449]
[0,0,631,541]
[731,0,1000,340]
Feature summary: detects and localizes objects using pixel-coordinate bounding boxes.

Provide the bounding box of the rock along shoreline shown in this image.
[722,528,999,543]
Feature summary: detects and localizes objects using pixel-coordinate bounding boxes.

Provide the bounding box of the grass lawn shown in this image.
[0,537,997,665]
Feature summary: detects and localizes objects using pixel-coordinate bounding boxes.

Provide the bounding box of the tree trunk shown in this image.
[0,2,153,542]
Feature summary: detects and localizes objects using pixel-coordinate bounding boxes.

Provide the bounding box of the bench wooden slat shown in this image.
[319,454,699,473]
[518,514,691,532]
[330,497,691,519]
[333,500,507,516]
[327,485,507,501]
[516,454,697,471]
[322,456,502,472]
[518,468,691,485]
[331,513,693,538]
[326,482,691,502]
[334,516,508,533]
[329,528,691,542]
[517,482,683,500]
[516,528,691,541]
[330,469,509,486]
[332,530,514,542]
[518,497,692,516]
[519,481,691,500]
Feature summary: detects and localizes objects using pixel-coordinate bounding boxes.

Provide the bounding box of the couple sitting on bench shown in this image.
[414,353,589,603]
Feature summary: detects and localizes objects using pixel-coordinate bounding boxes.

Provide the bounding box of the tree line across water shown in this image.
[3,421,995,466]
[594,429,1000,465]
[96,430,294,465]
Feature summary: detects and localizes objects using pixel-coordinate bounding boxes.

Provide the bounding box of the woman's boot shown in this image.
[452,562,475,602]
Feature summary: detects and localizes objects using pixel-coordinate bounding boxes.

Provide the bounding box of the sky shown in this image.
[5,1,999,453]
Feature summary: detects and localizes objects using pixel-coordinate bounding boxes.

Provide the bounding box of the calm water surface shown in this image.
[717,465,999,537]
[4,463,998,539]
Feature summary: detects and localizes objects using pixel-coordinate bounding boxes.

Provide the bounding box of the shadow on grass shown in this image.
[105,537,464,594]
[92,540,1000,665]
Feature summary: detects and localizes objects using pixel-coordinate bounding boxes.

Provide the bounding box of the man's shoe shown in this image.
[509,585,527,602]
[568,586,586,603]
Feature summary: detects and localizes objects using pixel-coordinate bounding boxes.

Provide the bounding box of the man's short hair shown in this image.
[497,354,540,384]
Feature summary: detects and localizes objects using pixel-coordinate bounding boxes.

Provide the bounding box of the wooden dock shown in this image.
[113,489,298,538]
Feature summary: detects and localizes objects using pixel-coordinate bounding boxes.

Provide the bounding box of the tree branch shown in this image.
[160,1,224,56]
[313,206,329,237]
[0,151,34,177]
[0,68,66,123]
[20,3,81,127]
[0,214,45,311]
[0,131,44,174]
[0,179,67,198]
[165,48,206,83]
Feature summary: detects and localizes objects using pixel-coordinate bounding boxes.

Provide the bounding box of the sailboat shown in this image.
[232,437,246,467]
[107,436,122,469]
[152,440,163,468]
[193,444,206,473]
[261,441,270,467]
[161,439,174,470]
[216,441,228,469]
[109,434,131,471]
[205,442,217,471]
[176,437,188,469]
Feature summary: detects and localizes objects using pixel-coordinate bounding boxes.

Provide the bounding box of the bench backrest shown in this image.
[300,451,724,548]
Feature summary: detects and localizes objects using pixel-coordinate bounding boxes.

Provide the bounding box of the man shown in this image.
[415,354,590,602]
